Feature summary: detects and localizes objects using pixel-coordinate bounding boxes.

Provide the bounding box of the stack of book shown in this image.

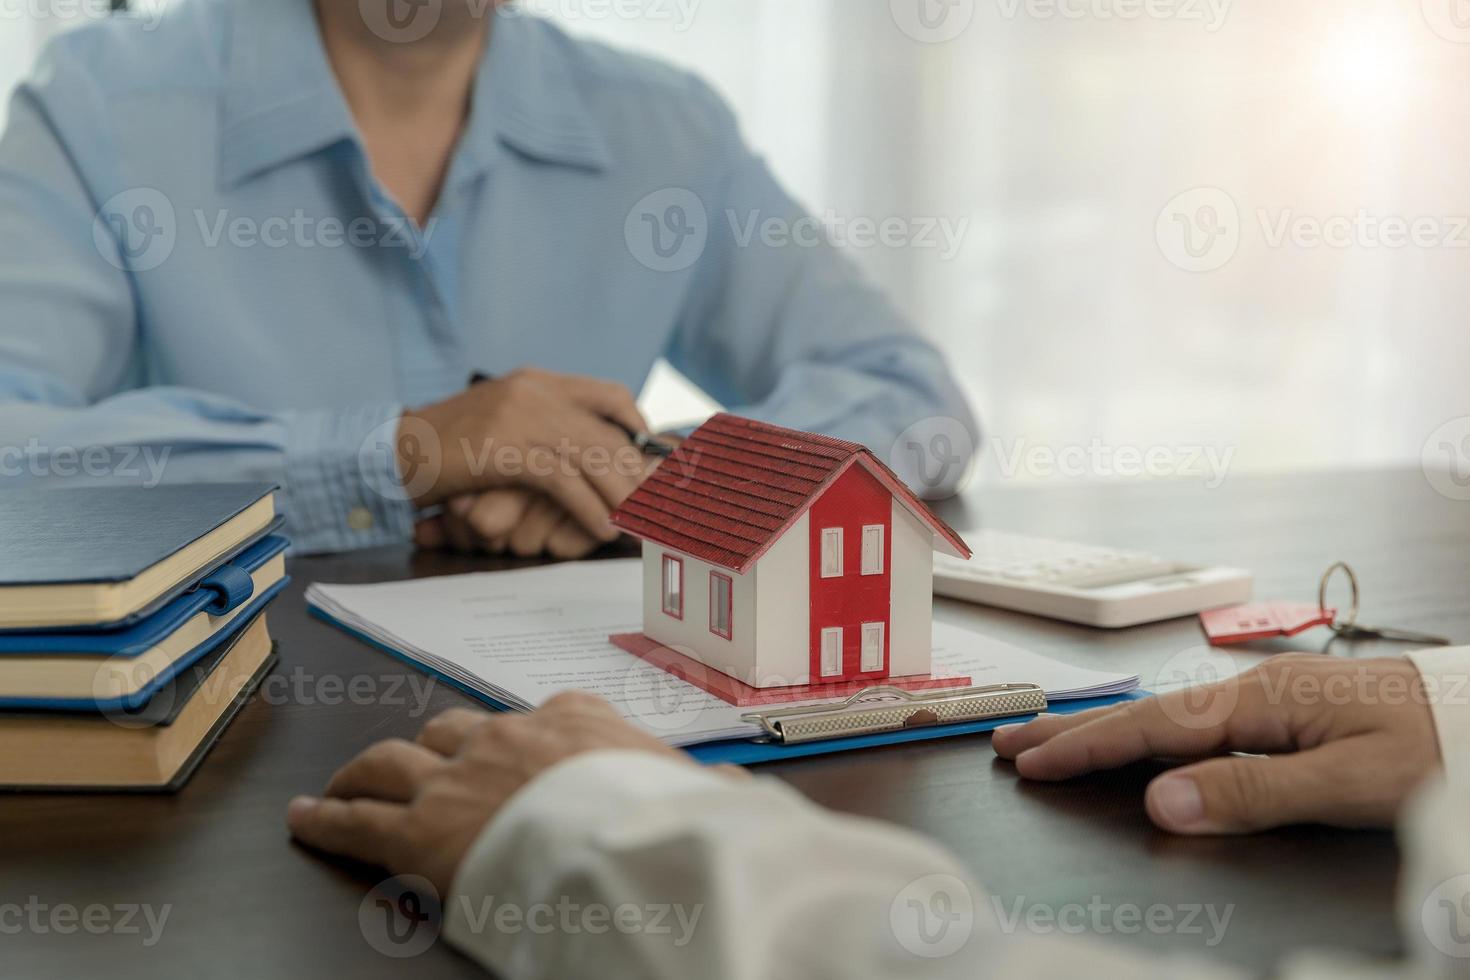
[0,483,287,791]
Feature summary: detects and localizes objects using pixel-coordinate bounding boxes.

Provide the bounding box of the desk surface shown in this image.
[5,467,1468,977]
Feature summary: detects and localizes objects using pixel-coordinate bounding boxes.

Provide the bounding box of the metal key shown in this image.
[1330,622,1452,645]
[1319,563,1452,647]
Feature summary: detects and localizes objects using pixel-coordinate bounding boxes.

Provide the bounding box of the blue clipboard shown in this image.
[309,606,1146,766]
[687,688,1148,765]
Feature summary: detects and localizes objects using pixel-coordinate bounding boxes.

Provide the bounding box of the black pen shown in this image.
[468,372,674,457]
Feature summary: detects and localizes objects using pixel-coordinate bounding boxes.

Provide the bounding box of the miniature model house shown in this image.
[610,414,972,693]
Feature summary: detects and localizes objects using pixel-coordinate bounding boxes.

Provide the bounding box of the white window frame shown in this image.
[820,627,843,678]
[820,527,844,578]
[861,622,885,673]
[709,572,733,640]
[860,525,884,576]
[661,554,683,619]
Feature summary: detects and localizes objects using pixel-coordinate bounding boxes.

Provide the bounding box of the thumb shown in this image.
[1144,743,1358,835]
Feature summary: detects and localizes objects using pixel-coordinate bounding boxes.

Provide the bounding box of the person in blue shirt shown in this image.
[0,0,976,555]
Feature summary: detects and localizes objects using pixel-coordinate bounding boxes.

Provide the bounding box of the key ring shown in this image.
[1317,561,1359,635]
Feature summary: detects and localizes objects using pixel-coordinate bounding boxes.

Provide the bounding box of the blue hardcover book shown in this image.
[0,483,280,632]
[0,536,290,712]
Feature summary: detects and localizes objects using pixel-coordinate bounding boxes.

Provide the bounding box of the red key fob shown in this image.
[1200,602,1335,646]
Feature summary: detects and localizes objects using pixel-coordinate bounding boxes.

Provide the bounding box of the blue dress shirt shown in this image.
[0,0,975,553]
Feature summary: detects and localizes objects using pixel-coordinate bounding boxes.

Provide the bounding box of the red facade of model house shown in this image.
[808,464,892,682]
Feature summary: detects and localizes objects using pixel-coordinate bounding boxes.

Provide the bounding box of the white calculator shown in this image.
[934,529,1253,628]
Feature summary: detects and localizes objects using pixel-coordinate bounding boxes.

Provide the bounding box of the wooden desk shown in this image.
[5,468,1467,977]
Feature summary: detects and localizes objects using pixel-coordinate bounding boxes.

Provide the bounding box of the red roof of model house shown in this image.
[610,414,972,574]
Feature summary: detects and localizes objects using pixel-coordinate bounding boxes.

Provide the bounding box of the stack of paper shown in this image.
[307,560,1140,748]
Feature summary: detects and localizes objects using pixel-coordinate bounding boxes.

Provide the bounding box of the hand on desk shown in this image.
[398,368,650,545]
[415,489,607,559]
[994,654,1442,835]
[413,441,681,560]
[286,693,688,896]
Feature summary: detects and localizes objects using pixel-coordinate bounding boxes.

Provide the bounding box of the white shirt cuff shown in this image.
[1406,646,1470,786]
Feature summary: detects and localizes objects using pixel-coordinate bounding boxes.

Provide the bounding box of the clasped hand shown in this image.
[398,369,663,558]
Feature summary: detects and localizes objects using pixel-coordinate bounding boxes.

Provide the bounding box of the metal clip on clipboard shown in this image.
[741,683,1048,746]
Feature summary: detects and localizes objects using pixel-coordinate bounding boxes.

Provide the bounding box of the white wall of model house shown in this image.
[641,538,757,682]
[640,489,940,688]
[640,514,810,688]
[887,498,935,680]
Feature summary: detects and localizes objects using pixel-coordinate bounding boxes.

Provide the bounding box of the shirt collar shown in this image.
[218,0,357,189]
[218,2,613,191]
[452,8,614,181]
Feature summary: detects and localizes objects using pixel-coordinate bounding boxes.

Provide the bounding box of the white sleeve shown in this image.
[442,648,1470,980]
[1396,648,1470,975]
[441,750,1245,980]
[1407,647,1470,783]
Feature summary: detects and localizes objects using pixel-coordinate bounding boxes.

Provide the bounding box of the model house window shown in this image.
[861,525,884,575]
[820,527,843,578]
[709,573,733,639]
[661,555,683,619]
[861,622,885,673]
[820,627,843,677]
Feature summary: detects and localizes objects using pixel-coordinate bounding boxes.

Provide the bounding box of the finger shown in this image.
[416,707,494,756]
[415,517,447,551]
[509,496,563,558]
[546,517,600,560]
[466,490,532,541]
[541,691,620,717]
[532,471,616,542]
[563,415,643,510]
[1012,682,1291,782]
[558,377,648,436]
[325,739,447,804]
[1145,739,1371,835]
[287,796,407,868]
[992,708,1120,759]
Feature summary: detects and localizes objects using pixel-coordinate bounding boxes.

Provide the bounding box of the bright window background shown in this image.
[4,0,1468,484]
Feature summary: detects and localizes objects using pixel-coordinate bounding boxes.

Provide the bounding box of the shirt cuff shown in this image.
[1406,646,1470,786]
[282,403,418,554]
[442,751,732,962]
